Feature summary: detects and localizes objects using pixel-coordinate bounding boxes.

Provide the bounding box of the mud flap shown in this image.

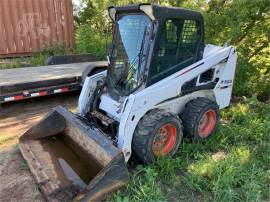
[19,106,129,201]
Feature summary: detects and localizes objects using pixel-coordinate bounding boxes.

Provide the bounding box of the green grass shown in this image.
[0,135,18,145]
[0,54,53,69]
[19,160,29,171]
[0,44,71,69]
[113,97,270,202]
[0,58,23,69]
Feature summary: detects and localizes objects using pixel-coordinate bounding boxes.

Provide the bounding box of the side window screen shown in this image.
[149,19,201,85]
[165,20,178,44]
[182,20,198,44]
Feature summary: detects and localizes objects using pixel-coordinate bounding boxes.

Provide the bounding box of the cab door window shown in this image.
[148,19,201,85]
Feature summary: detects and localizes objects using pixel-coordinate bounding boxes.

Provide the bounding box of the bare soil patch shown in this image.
[0,92,79,201]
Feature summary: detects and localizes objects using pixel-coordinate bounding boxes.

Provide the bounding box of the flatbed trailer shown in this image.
[0,61,107,103]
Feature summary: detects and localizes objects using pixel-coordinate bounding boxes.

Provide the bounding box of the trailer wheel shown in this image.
[132,110,183,164]
[181,98,219,141]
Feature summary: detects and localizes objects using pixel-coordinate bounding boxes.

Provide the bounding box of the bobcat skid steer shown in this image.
[19,3,237,202]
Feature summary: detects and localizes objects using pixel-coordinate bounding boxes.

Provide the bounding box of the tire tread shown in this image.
[133,109,182,164]
[181,97,219,141]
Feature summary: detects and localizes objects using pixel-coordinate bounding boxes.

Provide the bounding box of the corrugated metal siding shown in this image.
[0,0,74,57]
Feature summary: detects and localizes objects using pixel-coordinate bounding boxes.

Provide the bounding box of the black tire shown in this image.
[181,97,220,142]
[132,110,183,164]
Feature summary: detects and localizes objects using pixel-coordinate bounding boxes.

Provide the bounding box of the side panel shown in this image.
[214,48,237,108]
[99,93,122,121]
[156,90,215,114]
[81,65,108,85]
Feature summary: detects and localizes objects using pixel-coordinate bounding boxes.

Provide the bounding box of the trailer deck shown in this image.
[0,61,107,103]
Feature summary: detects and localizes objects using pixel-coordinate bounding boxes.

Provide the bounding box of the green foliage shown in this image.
[19,160,29,171]
[0,43,71,69]
[26,54,48,67]
[0,58,21,69]
[113,165,165,202]
[154,157,177,183]
[112,99,270,201]
[38,43,71,56]
[75,24,107,59]
[74,0,154,59]
[28,43,71,66]
[203,0,270,97]
[180,99,270,201]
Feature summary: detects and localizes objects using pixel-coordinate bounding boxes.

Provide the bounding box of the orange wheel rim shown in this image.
[198,109,217,138]
[152,123,177,156]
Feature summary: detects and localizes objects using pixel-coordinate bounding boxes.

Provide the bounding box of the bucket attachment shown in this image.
[19,106,129,201]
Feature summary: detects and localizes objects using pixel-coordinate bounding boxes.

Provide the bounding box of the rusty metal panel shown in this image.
[0,0,75,58]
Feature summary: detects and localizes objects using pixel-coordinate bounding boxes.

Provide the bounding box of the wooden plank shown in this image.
[0,61,107,86]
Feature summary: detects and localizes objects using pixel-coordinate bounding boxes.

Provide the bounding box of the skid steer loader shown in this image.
[19,3,237,201]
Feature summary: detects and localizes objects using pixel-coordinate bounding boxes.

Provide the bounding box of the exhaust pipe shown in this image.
[19,106,129,201]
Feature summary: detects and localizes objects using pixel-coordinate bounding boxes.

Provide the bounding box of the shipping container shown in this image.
[0,0,75,58]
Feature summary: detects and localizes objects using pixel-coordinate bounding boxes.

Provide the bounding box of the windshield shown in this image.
[107,14,152,97]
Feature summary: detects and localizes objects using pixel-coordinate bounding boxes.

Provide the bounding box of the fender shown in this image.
[81,62,108,85]
[78,71,107,116]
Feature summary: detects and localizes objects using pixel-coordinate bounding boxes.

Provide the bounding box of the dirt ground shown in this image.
[0,92,79,202]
